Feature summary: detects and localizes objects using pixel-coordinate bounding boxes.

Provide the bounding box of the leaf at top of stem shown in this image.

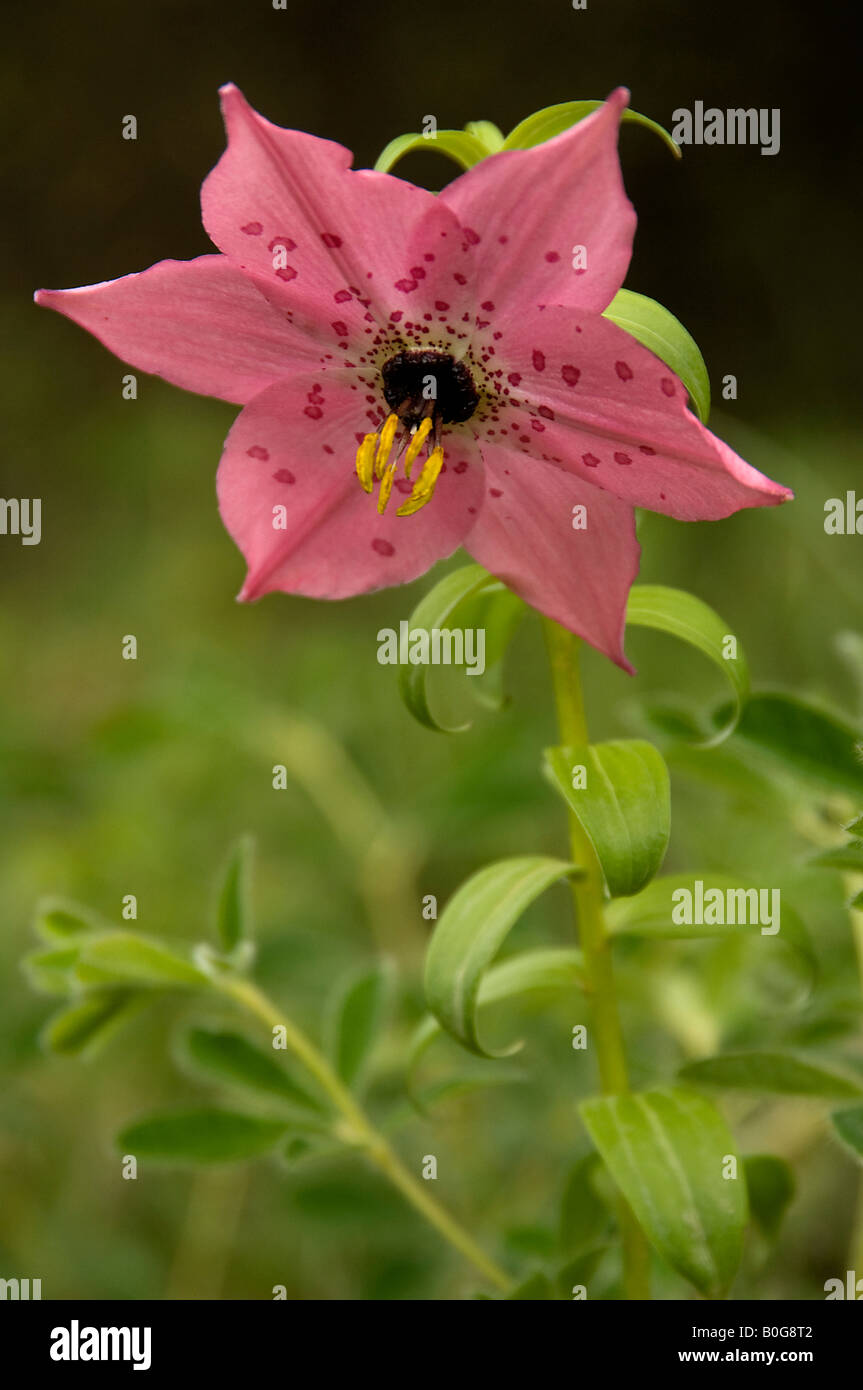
[214,834,255,954]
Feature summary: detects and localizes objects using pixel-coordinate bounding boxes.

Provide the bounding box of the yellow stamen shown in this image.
[403,417,433,478]
[355,433,378,493]
[375,413,399,479]
[396,445,445,517]
[377,461,398,515]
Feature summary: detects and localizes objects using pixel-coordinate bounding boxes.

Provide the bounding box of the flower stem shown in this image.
[215,974,512,1294]
[542,618,651,1300]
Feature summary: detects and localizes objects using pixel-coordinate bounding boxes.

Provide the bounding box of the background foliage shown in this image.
[1,0,860,1299]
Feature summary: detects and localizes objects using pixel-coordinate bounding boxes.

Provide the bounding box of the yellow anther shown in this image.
[355,433,378,493]
[377,461,398,515]
[375,413,399,479]
[396,445,445,517]
[403,417,433,478]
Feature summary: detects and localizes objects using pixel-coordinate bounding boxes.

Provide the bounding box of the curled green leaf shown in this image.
[374,129,490,175]
[626,585,749,745]
[424,858,580,1057]
[543,740,670,897]
[409,946,586,1101]
[603,289,710,423]
[397,563,523,732]
[501,101,681,160]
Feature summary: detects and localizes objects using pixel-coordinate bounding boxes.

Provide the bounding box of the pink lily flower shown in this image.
[36,84,791,669]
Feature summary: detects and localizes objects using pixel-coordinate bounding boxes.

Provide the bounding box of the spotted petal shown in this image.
[465,445,640,670]
[36,255,321,405]
[440,88,635,319]
[485,305,792,520]
[217,374,485,601]
[202,84,474,344]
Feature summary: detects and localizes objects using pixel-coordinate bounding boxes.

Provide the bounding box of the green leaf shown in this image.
[830,1105,863,1161]
[679,1051,863,1099]
[464,120,505,154]
[33,896,111,943]
[409,946,585,1097]
[845,815,863,837]
[43,989,149,1056]
[75,933,209,989]
[626,585,749,744]
[424,858,579,1058]
[397,564,522,732]
[724,693,863,800]
[603,289,710,423]
[214,835,254,953]
[543,740,670,897]
[22,945,83,996]
[462,584,526,713]
[743,1155,795,1239]
[183,1028,325,1115]
[851,889,863,911]
[580,1084,747,1298]
[506,1272,555,1300]
[502,101,681,160]
[560,1153,611,1253]
[374,129,490,174]
[117,1108,288,1164]
[605,874,817,989]
[325,963,392,1089]
[811,842,863,873]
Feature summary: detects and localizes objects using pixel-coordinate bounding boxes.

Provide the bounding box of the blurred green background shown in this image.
[2,0,862,1299]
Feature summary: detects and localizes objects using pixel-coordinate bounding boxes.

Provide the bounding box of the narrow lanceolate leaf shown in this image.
[374,129,490,174]
[543,740,670,897]
[325,963,392,1089]
[603,289,710,423]
[397,563,522,732]
[409,947,586,1097]
[580,1085,747,1298]
[725,693,863,800]
[42,989,149,1056]
[117,1109,289,1164]
[22,946,83,996]
[679,1051,863,1099]
[183,1028,325,1115]
[502,101,681,160]
[626,585,749,744]
[830,1105,863,1161]
[811,842,863,873]
[215,834,254,953]
[743,1155,795,1240]
[33,896,112,943]
[424,858,579,1057]
[75,933,209,989]
[605,874,817,989]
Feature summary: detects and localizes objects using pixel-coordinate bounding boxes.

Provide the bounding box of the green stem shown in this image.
[542,618,651,1300]
[216,974,512,1294]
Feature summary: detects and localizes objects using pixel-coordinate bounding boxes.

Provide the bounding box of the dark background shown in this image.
[1,0,862,1301]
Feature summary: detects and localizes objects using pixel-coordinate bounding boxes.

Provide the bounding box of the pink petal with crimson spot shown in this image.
[35,255,323,405]
[201,85,474,340]
[464,446,639,670]
[496,305,792,520]
[217,373,485,600]
[440,89,635,320]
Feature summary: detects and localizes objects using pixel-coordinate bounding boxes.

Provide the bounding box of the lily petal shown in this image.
[440,89,635,318]
[35,255,314,405]
[486,305,792,520]
[217,374,485,601]
[465,445,640,670]
[201,84,473,339]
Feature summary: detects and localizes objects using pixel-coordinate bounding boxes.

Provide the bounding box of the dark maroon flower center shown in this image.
[381,350,479,428]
